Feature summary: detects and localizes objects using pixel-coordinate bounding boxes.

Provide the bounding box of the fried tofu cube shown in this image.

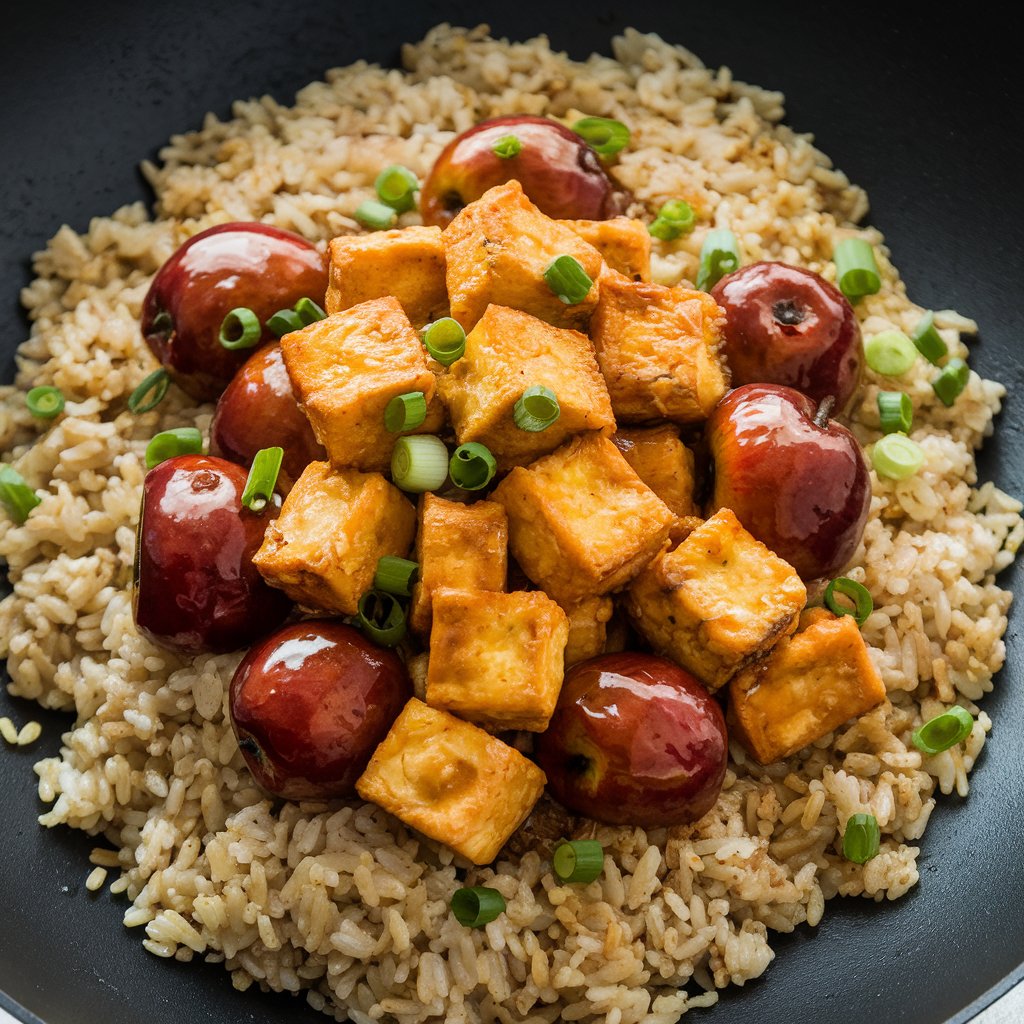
[282,296,437,472]
[425,588,569,732]
[625,509,806,691]
[325,226,448,328]
[559,216,651,281]
[562,596,614,667]
[438,304,615,469]
[729,612,887,763]
[409,495,508,636]
[492,433,675,605]
[253,462,414,615]
[355,698,546,864]
[443,180,603,331]
[590,269,728,423]
[613,425,698,520]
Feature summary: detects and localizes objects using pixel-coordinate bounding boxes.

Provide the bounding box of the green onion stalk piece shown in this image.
[128,368,170,414]
[267,309,305,338]
[543,255,593,305]
[695,229,740,291]
[572,116,631,157]
[391,435,449,493]
[374,164,419,213]
[648,199,696,241]
[0,465,41,525]
[384,391,428,433]
[26,385,65,420]
[449,442,497,491]
[911,706,974,755]
[823,577,874,626]
[356,589,407,647]
[492,134,523,159]
[373,555,420,597]
[450,886,506,928]
[552,840,605,884]
[864,330,918,377]
[422,318,467,366]
[871,433,925,481]
[932,358,970,407]
[144,427,203,470]
[294,297,327,326]
[833,238,881,302]
[354,199,398,231]
[514,386,560,432]
[910,311,948,365]
[842,812,880,864]
[240,447,284,513]
[218,307,263,350]
[877,391,913,435]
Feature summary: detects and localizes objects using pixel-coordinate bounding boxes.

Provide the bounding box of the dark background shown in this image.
[1,3,1021,1023]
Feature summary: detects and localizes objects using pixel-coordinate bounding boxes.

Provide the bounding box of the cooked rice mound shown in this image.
[1,24,1020,1024]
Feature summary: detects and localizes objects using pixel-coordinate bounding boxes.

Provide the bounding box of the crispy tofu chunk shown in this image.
[325,226,448,328]
[625,509,806,691]
[438,304,615,469]
[409,495,508,636]
[493,433,675,605]
[355,698,546,864]
[443,180,603,331]
[562,596,614,667]
[590,269,728,423]
[426,588,569,732]
[253,461,414,615]
[559,216,651,281]
[282,296,437,472]
[729,611,886,763]
[613,425,698,520]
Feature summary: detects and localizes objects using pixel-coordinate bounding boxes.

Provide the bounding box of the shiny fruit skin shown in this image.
[229,621,411,800]
[133,454,291,655]
[210,344,325,493]
[712,261,863,412]
[535,653,728,828]
[420,115,630,228]
[707,383,871,581]
[141,222,328,402]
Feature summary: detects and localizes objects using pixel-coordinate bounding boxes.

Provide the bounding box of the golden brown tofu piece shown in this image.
[282,296,437,472]
[355,698,546,865]
[559,216,651,281]
[409,494,508,636]
[438,304,615,470]
[492,433,675,606]
[613,425,698,520]
[253,461,414,615]
[590,269,729,424]
[625,509,806,691]
[325,226,448,328]
[443,180,603,332]
[426,588,569,732]
[729,612,886,763]
[562,596,614,667]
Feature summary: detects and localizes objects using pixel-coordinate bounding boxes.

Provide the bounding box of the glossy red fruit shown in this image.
[420,115,630,228]
[229,621,411,800]
[133,454,290,655]
[535,653,728,828]
[712,261,863,412]
[141,222,328,402]
[706,383,871,581]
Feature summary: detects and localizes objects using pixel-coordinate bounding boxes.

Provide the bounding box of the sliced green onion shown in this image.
[842,812,880,864]
[294,297,327,326]
[240,446,283,512]
[375,164,419,213]
[449,442,497,491]
[648,200,696,241]
[0,465,41,525]
[373,555,419,597]
[871,433,925,481]
[552,840,604,884]
[26,386,65,420]
[877,391,913,435]
[354,199,398,231]
[695,228,740,291]
[384,391,428,432]
[864,330,918,377]
[492,134,522,159]
[514,386,560,432]
[450,886,506,928]
[218,307,262,350]
[267,309,305,337]
[932,358,970,407]
[144,427,203,470]
[391,435,449,493]
[422,318,466,366]
[911,706,974,756]
[823,577,873,626]
[910,311,948,365]
[572,116,631,157]
[543,255,593,306]
[834,238,881,301]
[128,368,170,414]
[356,589,407,646]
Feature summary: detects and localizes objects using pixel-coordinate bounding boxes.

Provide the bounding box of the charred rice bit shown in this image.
[0,23,1018,1024]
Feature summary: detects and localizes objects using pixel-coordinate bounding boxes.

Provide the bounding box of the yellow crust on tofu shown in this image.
[562,596,614,667]
[253,462,415,615]
[492,433,676,606]
[355,698,547,865]
[438,304,615,469]
[325,226,448,329]
[443,180,603,332]
[409,495,508,636]
[729,612,887,764]
[625,508,806,691]
[613,425,698,520]
[559,217,651,281]
[425,588,569,732]
[590,269,729,423]
[281,297,437,472]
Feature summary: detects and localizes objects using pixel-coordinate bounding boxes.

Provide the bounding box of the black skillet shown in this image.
[1,2,1021,1022]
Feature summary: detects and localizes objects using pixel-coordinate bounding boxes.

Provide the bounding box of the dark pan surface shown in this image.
[1,3,1021,1022]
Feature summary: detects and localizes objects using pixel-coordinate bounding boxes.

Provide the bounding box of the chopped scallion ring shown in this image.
[391,434,449,493]
[552,840,604,884]
[267,309,305,337]
[823,577,873,626]
[356,589,407,647]
[240,447,283,512]
[932,358,970,407]
[422,318,467,366]
[877,391,913,435]
[449,442,497,491]
[294,297,327,326]
[572,116,631,157]
[354,199,398,231]
[833,238,881,302]
[384,392,428,433]
[543,255,593,306]
[695,228,740,291]
[648,199,696,241]
[128,368,170,414]
[218,307,262,350]
[26,385,65,420]
[871,433,925,481]
[842,812,880,864]
[864,330,918,376]
[514,386,560,432]
[911,706,974,755]
[0,465,41,525]
[910,311,948,365]
[375,164,419,212]
[144,427,203,470]
[373,555,419,597]
[492,134,522,159]
[450,886,506,928]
